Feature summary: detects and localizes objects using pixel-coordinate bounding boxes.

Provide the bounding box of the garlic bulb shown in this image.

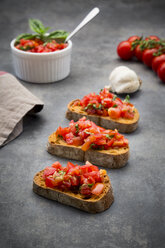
[106,66,142,94]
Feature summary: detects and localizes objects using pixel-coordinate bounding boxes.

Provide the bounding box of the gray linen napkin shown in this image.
[0,72,44,147]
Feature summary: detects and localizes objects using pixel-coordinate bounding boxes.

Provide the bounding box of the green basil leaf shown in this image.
[93,104,97,109]
[47,30,69,43]
[90,143,95,148]
[75,124,79,133]
[15,33,36,45]
[106,134,114,139]
[88,183,94,188]
[98,104,102,109]
[124,95,130,103]
[85,130,93,135]
[112,95,117,101]
[29,19,49,35]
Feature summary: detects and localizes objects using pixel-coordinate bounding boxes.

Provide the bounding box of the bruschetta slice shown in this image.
[47,117,129,169]
[33,161,114,213]
[66,88,139,133]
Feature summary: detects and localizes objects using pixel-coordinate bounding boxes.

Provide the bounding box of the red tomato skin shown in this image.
[145,35,160,41]
[152,54,165,72]
[135,44,143,61]
[117,41,133,60]
[43,167,57,179]
[67,162,75,170]
[45,176,55,188]
[51,162,62,170]
[80,184,92,195]
[72,136,83,146]
[157,62,165,83]
[70,176,79,186]
[142,48,158,67]
[108,107,121,119]
[127,35,140,43]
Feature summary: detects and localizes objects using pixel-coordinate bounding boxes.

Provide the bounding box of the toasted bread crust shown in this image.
[66,100,139,133]
[47,133,129,169]
[33,170,114,213]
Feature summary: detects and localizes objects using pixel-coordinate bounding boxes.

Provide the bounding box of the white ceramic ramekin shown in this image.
[10,39,72,83]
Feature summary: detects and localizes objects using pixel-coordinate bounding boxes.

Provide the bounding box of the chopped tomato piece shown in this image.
[51,161,62,170]
[70,176,79,186]
[45,176,55,188]
[81,135,96,151]
[91,183,104,195]
[83,171,102,183]
[43,167,57,179]
[67,162,75,170]
[80,184,92,195]
[43,161,107,196]
[68,166,80,176]
[72,136,83,146]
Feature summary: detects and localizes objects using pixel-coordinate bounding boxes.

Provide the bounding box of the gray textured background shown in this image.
[0,0,165,247]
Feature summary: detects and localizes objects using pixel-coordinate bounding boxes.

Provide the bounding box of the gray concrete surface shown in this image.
[0,0,165,247]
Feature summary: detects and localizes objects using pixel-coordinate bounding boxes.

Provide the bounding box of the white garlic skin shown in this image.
[107,66,142,94]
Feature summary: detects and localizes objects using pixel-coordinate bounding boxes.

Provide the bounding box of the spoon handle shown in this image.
[65,7,100,42]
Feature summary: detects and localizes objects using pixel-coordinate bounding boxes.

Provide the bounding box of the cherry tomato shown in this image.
[152,54,165,72]
[117,41,133,60]
[91,183,104,195]
[127,35,140,43]
[108,107,121,119]
[135,44,143,61]
[145,35,160,41]
[142,48,158,67]
[157,62,165,83]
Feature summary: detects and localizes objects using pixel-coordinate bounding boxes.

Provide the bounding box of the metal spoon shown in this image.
[65,7,100,42]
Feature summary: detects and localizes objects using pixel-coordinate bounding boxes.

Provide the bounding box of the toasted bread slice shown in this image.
[47,133,129,169]
[66,100,139,133]
[33,169,114,213]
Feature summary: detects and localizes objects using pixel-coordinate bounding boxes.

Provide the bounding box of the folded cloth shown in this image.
[0,72,44,147]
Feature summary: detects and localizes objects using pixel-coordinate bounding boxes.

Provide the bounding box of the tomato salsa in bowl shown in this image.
[10,19,72,83]
[14,38,68,53]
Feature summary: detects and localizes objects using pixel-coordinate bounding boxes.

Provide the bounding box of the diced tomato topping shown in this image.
[73,88,135,120]
[42,161,106,196]
[15,38,68,53]
[54,117,129,151]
